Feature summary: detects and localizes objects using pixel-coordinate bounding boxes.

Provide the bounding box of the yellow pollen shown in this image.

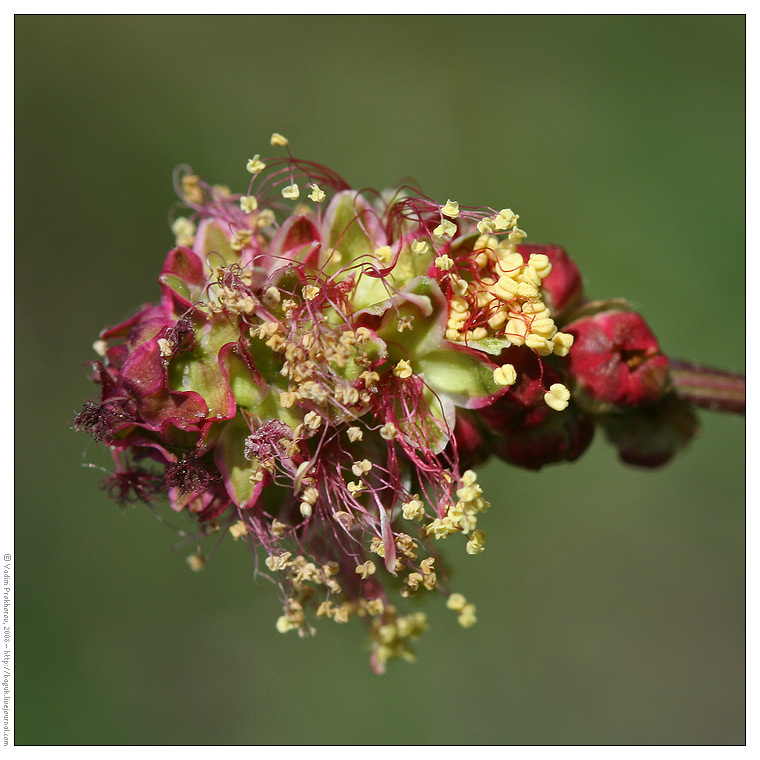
[351,459,373,477]
[308,183,326,202]
[411,239,429,254]
[402,497,425,521]
[433,219,457,238]
[239,195,258,213]
[544,383,571,411]
[304,411,322,430]
[347,426,363,442]
[477,217,496,234]
[270,132,289,146]
[347,480,365,494]
[441,199,460,218]
[446,593,467,612]
[435,254,454,271]
[246,155,266,174]
[379,422,398,440]
[375,245,393,263]
[229,520,248,540]
[393,359,413,379]
[281,183,300,200]
[493,364,517,386]
[186,554,205,572]
[356,560,377,579]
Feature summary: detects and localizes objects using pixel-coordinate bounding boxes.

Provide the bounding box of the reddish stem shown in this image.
[669,359,745,415]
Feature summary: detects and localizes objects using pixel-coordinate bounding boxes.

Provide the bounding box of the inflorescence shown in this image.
[74,134,731,672]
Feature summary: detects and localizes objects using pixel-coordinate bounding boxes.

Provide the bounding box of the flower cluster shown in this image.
[74,136,741,672]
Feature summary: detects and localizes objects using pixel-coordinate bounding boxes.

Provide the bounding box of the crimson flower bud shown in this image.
[563,310,670,412]
[475,346,594,469]
[598,395,700,468]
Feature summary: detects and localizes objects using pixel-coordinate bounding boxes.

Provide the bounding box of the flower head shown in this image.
[75,139,737,671]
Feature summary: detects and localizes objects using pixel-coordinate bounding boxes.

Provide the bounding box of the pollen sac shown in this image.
[74,147,718,672]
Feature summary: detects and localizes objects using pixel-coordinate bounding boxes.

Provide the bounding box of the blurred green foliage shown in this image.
[15,15,744,745]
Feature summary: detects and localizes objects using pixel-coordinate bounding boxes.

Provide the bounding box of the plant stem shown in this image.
[669,359,745,415]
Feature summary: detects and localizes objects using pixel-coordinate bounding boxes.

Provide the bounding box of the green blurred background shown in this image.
[15,15,744,745]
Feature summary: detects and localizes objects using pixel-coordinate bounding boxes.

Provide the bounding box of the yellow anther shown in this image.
[276,615,299,633]
[270,132,289,146]
[492,276,519,300]
[402,496,425,521]
[466,529,487,555]
[487,311,508,330]
[493,364,517,386]
[347,480,365,494]
[528,252,552,278]
[355,560,377,579]
[171,217,196,245]
[334,511,354,530]
[229,520,248,540]
[186,554,205,572]
[516,281,539,299]
[299,502,313,518]
[446,592,467,611]
[493,209,517,230]
[530,318,557,339]
[246,155,266,174]
[304,411,322,430]
[157,338,173,358]
[375,245,393,263]
[477,217,496,234]
[347,426,363,442]
[367,598,385,616]
[301,486,319,505]
[451,277,469,297]
[262,286,281,308]
[405,572,424,590]
[552,332,574,357]
[461,470,478,487]
[393,359,413,379]
[435,254,454,271]
[411,239,429,254]
[265,552,293,571]
[369,536,385,557]
[522,300,548,315]
[505,318,528,345]
[256,209,276,228]
[281,183,300,200]
[441,199,460,218]
[544,383,571,411]
[239,195,258,213]
[397,315,414,332]
[458,602,477,628]
[271,519,287,537]
[92,339,108,356]
[379,422,398,440]
[433,219,457,238]
[308,183,326,202]
[279,391,297,408]
[525,334,553,356]
[351,459,372,477]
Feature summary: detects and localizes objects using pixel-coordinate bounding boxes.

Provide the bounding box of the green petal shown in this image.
[418,346,502,409]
